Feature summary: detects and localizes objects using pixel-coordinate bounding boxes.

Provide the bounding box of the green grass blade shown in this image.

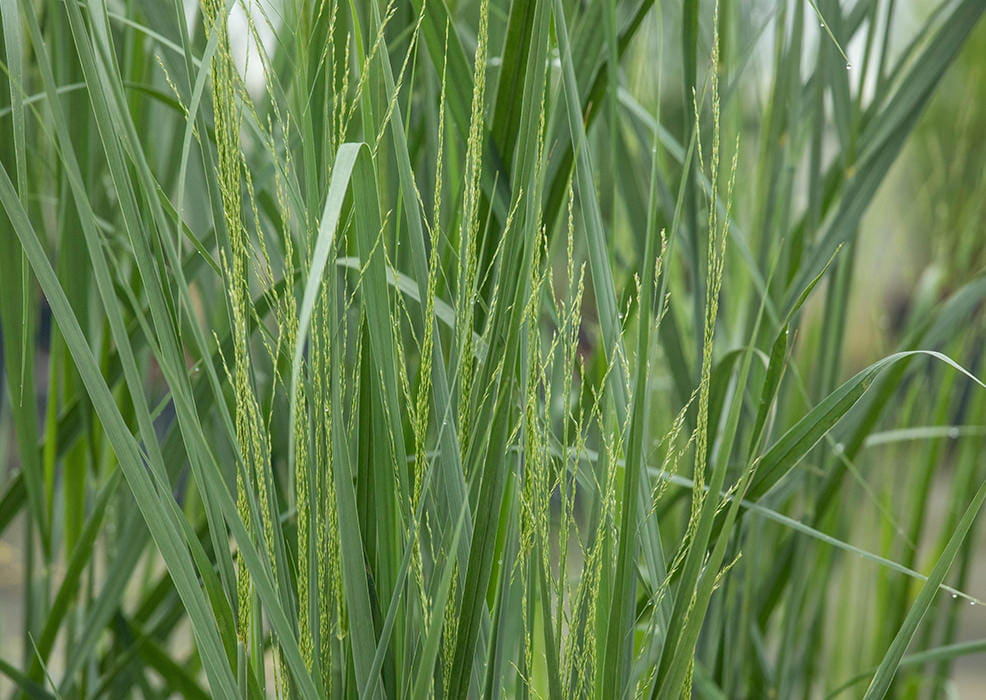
[862,479,986,699]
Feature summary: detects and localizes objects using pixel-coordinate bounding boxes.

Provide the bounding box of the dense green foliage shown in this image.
[2,0,986,697]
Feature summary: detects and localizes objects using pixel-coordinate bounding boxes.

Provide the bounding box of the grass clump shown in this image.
[2,0,986,698]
